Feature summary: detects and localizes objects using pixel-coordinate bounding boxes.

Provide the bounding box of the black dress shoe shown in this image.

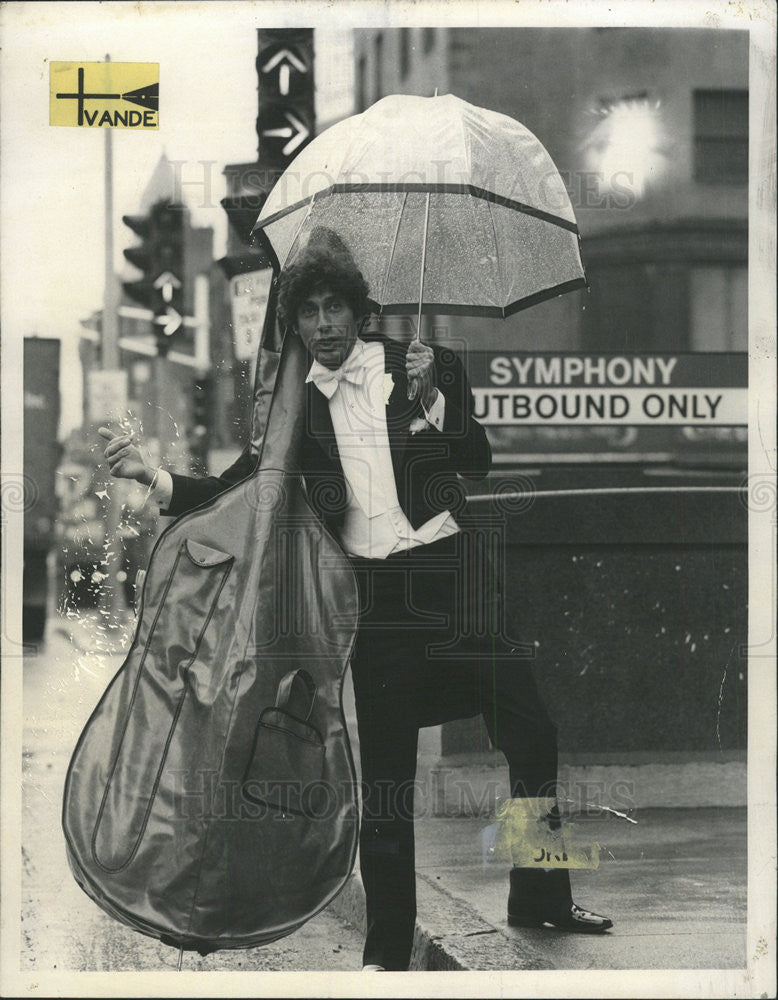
[509,900,614,933]
[508,867,613,933]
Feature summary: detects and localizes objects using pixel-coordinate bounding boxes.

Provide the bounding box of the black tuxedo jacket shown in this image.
[163,334,491,533]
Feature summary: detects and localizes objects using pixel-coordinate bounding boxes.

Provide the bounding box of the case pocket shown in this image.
[183,538,235,568]
[242,669,326,816]
[92,537,234,872]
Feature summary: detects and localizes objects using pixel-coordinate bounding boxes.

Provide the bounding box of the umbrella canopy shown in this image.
[252,93,586,318]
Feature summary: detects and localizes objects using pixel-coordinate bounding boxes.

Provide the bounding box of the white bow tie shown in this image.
[306,354,366,399]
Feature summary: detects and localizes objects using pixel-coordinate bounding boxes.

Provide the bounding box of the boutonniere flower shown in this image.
[382,372,395,405]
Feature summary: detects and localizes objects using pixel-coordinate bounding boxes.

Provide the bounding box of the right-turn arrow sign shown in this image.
[154,306,183,337]
[259,109,310,158]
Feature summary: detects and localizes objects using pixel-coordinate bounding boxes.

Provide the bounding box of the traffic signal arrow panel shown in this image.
[258,108,310,157]
[154,271,182,304]
[154,307,183,337]
[259,44,309,98]
[256,28,314,168]
[122,200,189,356]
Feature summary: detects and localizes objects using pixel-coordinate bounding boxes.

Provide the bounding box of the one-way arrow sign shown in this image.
[260,110,310,157]
[261,47,307,97]
[154,306,183,337]
[154,271,182,304]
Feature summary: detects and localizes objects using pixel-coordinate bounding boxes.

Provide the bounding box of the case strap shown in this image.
[274,668,317,721]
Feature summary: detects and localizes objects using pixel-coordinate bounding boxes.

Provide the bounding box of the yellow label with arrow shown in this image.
[50,62,159,129]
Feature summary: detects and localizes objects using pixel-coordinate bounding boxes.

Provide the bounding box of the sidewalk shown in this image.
[329,806,747,971]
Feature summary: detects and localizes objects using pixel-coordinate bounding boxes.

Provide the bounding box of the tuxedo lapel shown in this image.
[305,380,343,469]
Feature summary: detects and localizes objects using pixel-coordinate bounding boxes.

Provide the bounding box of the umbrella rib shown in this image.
[485,198,506,317]
[457,101,472,180]
[281,194,316,270]
[379,191,408,312]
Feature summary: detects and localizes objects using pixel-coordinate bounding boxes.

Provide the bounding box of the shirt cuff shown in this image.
[422,388,446,431]
[149,467,173,508]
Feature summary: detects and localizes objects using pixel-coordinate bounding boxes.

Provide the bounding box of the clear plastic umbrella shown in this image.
[252,92,586,323]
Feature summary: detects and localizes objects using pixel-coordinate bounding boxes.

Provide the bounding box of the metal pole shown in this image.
[102,59,119,369]
[101,53,125,620]
[152,353,165,449]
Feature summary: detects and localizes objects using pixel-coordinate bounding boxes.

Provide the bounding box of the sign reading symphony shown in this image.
[467,353,747,426]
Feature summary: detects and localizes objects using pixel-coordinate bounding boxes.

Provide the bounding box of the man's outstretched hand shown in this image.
[98,426,154,485]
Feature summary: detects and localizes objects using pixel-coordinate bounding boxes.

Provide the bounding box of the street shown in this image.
[21,613,365,972]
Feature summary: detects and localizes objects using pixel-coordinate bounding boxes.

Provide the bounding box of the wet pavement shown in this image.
[411,807,747,970]
[21,610,749,975]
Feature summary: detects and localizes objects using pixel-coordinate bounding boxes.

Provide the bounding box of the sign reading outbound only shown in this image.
[467,352,747,426]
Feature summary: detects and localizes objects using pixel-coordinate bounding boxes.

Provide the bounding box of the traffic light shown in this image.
[189,374,212,467]
[219,31,315,282]
[122,200,185,356]
[255,29,315,170]
[220,191,269,250]
[122,213,156,309]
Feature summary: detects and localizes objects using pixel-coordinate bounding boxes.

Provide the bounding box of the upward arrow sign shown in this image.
[154,271,182,303]
[261,47,307,96]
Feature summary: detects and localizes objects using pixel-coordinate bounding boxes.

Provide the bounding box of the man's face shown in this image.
[296,286,358,370]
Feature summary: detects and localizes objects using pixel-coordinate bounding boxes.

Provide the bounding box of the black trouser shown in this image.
[348,532,558,971]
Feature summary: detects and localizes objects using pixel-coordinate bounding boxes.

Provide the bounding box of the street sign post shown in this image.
[88,369,129,424]
[229,269,273,362]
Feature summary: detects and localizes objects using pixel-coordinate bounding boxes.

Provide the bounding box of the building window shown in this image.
[693,89,748,184]
[423,27,435,53]
[357,54,367,112]
[374,33,383,101]
[690,266,748,350]
[400,28,411,80]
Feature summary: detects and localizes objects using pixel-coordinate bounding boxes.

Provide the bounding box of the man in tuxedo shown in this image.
[101,233,612,971]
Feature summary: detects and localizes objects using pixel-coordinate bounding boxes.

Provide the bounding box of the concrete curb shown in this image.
[328,870,552,972]
[430,758,748,812]
[328,871,368,937]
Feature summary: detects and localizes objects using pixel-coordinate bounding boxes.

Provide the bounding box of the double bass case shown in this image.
[62,280,360,954]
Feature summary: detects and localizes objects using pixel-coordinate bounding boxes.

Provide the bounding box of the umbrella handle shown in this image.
[408,187,431,401]
[414,188,432,344]
[414,90,437,343]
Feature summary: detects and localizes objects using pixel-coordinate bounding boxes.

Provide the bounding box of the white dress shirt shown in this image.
[150,338,459,559]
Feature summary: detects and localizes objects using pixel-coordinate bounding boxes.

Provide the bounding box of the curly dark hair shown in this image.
[277,227,371,327]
